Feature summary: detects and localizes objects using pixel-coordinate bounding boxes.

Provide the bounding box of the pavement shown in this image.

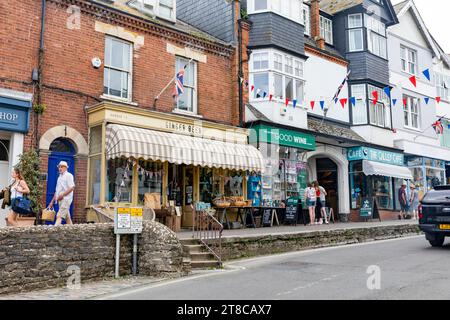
[94,235,450,300]
[177,220,418,239]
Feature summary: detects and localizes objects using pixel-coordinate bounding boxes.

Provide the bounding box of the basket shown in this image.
[232,201,247,207]
[214,201,231,208]
[41,208,56,221]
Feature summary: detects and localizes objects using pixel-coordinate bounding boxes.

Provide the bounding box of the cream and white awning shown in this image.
[363,160,413,180]
[106,124,265,172]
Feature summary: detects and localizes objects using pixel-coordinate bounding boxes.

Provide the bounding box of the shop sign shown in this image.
[114,207,143,234]
[250,124,316,151]
[0,97,31,133]
[347,147,404,166]
[165,120,203,136]
[359,198,373,218]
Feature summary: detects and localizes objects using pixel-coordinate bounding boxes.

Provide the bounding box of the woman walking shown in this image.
[6,168,30,227]
[304,182,317,226]
[409,184,420,220]
[314,181,329,224]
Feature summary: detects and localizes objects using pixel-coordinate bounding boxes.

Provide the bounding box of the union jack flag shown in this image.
[432,120,444,135]
[173,69,185,98]
[332,70,351,102]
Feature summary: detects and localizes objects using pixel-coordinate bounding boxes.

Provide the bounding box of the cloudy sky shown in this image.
[391,0,450,53]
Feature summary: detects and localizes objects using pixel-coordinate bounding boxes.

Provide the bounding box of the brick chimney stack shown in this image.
[310,0,325,50]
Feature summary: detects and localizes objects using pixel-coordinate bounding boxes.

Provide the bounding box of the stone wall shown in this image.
[0,221,188,295]
[213,224,422,261]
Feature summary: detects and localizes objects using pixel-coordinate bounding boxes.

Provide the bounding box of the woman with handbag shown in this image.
[6,168,30,227]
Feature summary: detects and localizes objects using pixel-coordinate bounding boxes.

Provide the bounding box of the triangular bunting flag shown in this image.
[269,94,273,102]
[350,97,356,106]
[250,85,254,92]
[244,80,249,88]
[436,97,441,104]
[423,69,431,81]
[256,88,261,98]
[392,99,397,106]
[334,98,338,104]
[310,101,315,110]
[293,100,297,108]
[403,98,408,107]
[320,101,325,110]
[339,98,348,108]
[263,91,267,98]
[383,86,391,99]
[372,91,378,105]
[424,97,430,105]
[285,98,290,106]
[409,75,417,87]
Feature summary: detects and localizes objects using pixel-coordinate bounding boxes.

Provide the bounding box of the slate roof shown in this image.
[307,117,365,142]
[90,0,229,46]
[319,0,363,15]
[304,37,347,61]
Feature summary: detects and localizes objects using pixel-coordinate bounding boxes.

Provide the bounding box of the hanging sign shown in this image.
[347,147,404,166]
[250,124,316,150]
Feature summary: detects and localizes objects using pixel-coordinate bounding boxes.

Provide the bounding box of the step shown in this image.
[190,252,217,262]
[183,244,206,254]
[190,260,221,269]
[180,238,201,246]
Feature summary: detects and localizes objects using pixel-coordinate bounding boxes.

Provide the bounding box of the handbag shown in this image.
[41,208,56,221]
[12,196,34,216]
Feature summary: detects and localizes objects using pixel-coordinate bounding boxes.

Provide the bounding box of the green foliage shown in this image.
[33,103,46,115]
[16,150,43,214]
[240,8,249,20]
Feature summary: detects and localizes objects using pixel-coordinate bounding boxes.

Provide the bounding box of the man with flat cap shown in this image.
[49,161,75,226]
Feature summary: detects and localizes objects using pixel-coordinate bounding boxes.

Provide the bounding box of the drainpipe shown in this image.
[238,20,243,127]
[36,0,46,151]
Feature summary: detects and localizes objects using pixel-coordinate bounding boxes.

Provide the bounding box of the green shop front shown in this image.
[248,123,316,209]
[348,146,413,220]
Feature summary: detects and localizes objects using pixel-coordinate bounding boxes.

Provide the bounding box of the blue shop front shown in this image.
[348,147,413,219]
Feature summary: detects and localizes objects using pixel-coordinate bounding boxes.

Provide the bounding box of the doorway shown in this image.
[316,158,339,218]
[0,138,10,227]
[45,138,76,224]
[168,164,195,227]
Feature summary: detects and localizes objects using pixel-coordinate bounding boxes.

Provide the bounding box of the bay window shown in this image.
[348,14,363,52]
[401,46,417,75]
[248,0,302,23]
[403,96,420,129]
[351,84,368,124]
[368,85,391,128]
[366,15,387,59]
[320,16,333,44]
[250,49,306,105]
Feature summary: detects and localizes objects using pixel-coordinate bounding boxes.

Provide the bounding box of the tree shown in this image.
[16,150,43,215]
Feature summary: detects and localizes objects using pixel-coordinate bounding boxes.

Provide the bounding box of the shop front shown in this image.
[348,146,413,221]
[0,88,32,227]
[405,156,446,200]
[248,123,316,212]
[87,102,264,229]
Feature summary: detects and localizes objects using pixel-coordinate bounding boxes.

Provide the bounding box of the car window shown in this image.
[423,190,450,202]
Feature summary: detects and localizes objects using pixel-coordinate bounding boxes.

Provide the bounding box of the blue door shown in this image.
[45,138,76,224]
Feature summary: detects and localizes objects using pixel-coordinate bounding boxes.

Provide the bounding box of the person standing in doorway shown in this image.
[49,161,75,226]
[314,181,329,224]
[304,183,317,226]
[398,182,408,220]
[409,184,420,220]
[6,168,30,227]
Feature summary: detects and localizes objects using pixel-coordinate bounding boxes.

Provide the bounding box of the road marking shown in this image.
[94,235,422,300]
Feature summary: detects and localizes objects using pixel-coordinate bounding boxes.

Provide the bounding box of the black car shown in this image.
[419,185,450,247]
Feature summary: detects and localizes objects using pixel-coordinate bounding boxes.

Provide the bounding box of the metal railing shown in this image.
[192,207,223,267]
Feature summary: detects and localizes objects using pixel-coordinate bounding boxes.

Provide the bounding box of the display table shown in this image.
[214,206,285,229]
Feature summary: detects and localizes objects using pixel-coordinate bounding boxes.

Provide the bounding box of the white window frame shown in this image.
[103,36,133,102]
[131,0,176,22]
[348,14,364,52]
[174,56,198,115]
[302,4,310,35]
[435,72,450,102]
[351,84,368,125]
[368,85,391,128]
[365,15,387,59]
[401,46,417,75]
[249,49,306,106]
[248,0,303,24]
[320,16,333,45]
[403,96,420,130]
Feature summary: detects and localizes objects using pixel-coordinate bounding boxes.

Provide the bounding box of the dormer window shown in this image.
[129,0,176,22]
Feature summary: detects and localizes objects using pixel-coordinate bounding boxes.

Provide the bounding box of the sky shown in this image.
[391,0,450,53]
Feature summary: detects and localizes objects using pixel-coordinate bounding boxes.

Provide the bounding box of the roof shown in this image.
[304,36,347,61]
[307,117,365,142]
[90,0,229,46]
[319,0,363,15]
[393,0,409,13]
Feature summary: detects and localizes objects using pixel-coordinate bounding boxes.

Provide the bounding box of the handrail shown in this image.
[192,206,223,267]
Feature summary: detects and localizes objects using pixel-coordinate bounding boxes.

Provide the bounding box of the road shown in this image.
[97,236,450,300]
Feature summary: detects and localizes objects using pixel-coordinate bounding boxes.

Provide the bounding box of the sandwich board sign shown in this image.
[114,207,143,235]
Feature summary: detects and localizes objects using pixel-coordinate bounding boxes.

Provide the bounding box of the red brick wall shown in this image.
[1,0,237,223]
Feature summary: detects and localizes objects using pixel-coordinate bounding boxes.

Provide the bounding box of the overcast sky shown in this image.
[391,0,450,53]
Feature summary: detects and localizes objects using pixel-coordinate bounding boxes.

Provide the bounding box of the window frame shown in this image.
[248,0,303,24]
[174,56,198,115]
[435,72,450,102]
[103,36,133,102]
[365,14,387,59]
[401,45,417,75]
[302,4,310,35]
[347,14,364,52]
[320,16,333,45]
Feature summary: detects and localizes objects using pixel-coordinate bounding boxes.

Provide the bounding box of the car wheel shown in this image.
[429,236,445,247]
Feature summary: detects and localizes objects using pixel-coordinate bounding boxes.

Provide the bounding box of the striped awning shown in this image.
[105,124,265,172]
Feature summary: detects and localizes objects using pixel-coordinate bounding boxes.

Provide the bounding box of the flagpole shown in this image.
[320,70,351,127]
[153,57,194,110]
[413,114,447,141]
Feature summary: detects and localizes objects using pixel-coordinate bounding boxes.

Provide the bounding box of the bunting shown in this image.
[339,98,348,108]
[320,101,325,110]
[409,75,417,87]
[310,101,315,110]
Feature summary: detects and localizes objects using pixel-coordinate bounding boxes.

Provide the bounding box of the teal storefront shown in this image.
[348,147,412,212]
[248,123,316,207]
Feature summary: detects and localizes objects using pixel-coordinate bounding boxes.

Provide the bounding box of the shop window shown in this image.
[137,160,163,205]
[350,161,366,209]
[224,170,243,197]
[106,158,133,203]
[371,176,393,210]
[89,126,102,155]
[88,155,101,205]
[426,167,445,191]
[0,139,10,161]
[200,168,221,203]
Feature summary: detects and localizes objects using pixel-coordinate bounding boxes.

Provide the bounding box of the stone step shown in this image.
[180,238,201,245]
[183,244,206,254]
[190,252,216,262]
[190,260,221,269]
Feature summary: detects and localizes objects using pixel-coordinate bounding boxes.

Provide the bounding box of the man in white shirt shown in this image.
[49,161,75,226]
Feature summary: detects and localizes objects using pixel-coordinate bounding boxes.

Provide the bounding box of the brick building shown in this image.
[0,0,261,224]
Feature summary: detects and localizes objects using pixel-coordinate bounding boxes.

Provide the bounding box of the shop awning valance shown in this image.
[106,124,265,172]
[362,160,413,180]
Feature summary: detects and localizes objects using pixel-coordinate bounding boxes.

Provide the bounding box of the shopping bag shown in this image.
[41,208,56,221]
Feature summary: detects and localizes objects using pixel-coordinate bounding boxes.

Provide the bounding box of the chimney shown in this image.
[310,0,325,50]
